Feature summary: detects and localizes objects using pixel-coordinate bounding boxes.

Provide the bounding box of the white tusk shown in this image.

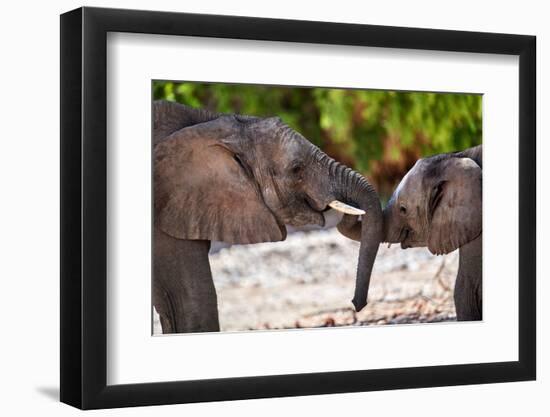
[328,200,366,216]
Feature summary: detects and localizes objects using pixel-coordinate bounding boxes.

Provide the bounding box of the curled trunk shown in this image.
[325,157,383,312]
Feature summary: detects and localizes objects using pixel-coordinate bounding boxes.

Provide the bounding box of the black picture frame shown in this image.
[60,6,536,410]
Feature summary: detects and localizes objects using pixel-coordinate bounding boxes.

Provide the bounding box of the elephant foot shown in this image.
[154,283,220,334]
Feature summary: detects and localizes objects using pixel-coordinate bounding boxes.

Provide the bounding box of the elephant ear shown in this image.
[154,116,286,244]
[427,157,482,255]
[153,100,219,146]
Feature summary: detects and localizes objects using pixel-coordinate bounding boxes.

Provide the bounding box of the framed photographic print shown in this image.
[60,6,536,410]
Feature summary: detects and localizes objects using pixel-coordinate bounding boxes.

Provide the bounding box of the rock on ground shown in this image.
[153,227,459,334]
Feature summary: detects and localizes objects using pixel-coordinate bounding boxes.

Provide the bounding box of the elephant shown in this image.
[153,100,383,333]
[338,145,482,321]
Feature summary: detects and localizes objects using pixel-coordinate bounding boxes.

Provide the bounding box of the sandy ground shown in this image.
[153,227,459,333]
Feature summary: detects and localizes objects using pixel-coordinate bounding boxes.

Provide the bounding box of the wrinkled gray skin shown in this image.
[153,101,383,333]
[339,146,482,321]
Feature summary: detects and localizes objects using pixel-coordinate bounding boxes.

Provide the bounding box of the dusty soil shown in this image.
[153,227,458,333]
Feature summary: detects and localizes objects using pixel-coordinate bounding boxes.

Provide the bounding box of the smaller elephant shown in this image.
[338,145,482,321]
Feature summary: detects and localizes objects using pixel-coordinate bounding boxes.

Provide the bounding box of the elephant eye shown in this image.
[233,154,247,171]
[399,205,407,215]
[291,164,303,175]
[233,154,253,178]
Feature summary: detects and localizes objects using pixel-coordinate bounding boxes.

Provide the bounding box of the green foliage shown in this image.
[153,81,482,197]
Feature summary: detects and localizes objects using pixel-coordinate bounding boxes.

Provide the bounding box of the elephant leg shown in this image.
[153,229,219,333]
[454,272,482,321]
[158,315,174,334]
[454,236,482,321]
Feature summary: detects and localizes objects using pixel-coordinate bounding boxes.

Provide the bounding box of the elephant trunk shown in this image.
[326,158,383,312]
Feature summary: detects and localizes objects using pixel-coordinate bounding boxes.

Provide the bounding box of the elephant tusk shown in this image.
[328,200,366,216]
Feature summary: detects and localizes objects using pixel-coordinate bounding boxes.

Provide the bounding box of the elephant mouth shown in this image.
[307,199,327,227]
[304,195,326,213]
[398,227,409,243]
[399,228,424,249]
[399,227,414,249]
[302,197,364,228]
[280,196,325,228]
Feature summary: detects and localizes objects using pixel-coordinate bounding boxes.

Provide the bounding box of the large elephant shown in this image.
[338,145,482,321]
[153,100,383,333]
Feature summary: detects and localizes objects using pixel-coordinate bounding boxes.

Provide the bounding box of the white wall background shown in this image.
[0,0,545,415]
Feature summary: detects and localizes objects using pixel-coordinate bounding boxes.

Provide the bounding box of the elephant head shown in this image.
[153,100,383,311]
[383,146,482,255]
